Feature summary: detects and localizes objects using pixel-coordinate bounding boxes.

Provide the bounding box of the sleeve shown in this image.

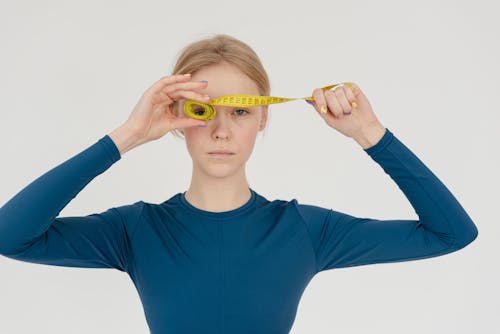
[296,128,479,273]
[0,134,143,273]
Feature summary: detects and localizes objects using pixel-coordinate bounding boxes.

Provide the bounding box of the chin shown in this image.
[206,166,238,178]
[198,162,243,179]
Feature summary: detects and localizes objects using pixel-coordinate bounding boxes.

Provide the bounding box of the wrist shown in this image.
[108,124,143,156]
[353,122,387,150]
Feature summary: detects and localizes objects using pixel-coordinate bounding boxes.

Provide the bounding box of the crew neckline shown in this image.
[178,187,257,219]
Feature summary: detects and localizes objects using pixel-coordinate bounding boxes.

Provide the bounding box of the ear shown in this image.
[259,106,268,131]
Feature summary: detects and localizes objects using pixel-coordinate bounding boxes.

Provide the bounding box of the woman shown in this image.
[0,34,478,334]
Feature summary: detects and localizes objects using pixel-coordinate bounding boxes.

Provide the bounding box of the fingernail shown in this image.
[183,73,191,77]
[351,102,358,108]
[200,80,208,83]
[305,100,313,105]
[198,124,206,128]
[320,106,327,114]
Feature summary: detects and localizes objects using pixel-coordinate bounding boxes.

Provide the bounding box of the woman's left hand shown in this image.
[307,82,383,140]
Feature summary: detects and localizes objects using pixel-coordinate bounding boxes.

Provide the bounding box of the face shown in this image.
[177,62,268,179]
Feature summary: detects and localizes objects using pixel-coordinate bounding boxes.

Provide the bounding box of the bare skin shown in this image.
[108,73,209,155]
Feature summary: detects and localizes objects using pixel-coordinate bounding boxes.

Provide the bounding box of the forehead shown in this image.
[191,62,260,98]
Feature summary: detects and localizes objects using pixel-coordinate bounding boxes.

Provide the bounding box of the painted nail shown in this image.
[198,124,206,128]
[183,73,191,77]
[351,102,358,108]
[200,80,208,83]
[320,106,327,114]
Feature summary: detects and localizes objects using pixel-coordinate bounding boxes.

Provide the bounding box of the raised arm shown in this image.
[0,135,143,272]
[296,128,478,273]
[0,73,212,272]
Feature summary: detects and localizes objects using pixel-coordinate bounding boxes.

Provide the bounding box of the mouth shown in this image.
[208,151,235,155]
[208,151,235,158]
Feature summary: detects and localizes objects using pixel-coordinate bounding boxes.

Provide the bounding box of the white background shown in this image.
[0,0,497,333]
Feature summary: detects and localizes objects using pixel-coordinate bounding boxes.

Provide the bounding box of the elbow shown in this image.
[0,229,31,257]
[0,227,38,256]
[453,223,479,250]
[0,213,36,256]
[0,232,14,256]
[0,242,25,257]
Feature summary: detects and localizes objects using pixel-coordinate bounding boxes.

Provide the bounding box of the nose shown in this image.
[209,108,232,139]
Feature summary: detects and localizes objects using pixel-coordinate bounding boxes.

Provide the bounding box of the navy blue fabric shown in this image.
[0,128,478,333]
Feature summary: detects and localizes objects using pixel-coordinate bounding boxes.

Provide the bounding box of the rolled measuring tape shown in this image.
[183,82,357,121]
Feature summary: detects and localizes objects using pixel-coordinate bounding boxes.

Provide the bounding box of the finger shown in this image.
[153,98,206,128]
[349,82,362,99]
[153,80,208,105]
[160,81,209,102]
[160,79,208,95]
[344,83,358,108]
[316,106,333,122]
[156,89,210,106]
[324,90,343,118]
[310,89,337,124]
[333,85,353,113]
[312,87,328,115]
[146,74,192,100]
[152,98,173,115]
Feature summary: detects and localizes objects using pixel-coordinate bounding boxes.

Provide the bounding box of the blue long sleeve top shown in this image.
[0,128,478,334]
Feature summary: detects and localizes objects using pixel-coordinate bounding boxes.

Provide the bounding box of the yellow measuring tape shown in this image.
[183,82,357,120]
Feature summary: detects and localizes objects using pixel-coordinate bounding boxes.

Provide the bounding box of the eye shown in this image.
[233,108,250,116]
[192,108,206,116]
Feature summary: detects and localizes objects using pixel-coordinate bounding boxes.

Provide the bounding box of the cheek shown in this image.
[239,128,259,150]
[235,114,261,132]
[183,129,206,153]
[232,117,261,143]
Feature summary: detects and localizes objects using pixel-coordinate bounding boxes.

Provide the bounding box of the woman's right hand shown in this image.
[122,73,210,144]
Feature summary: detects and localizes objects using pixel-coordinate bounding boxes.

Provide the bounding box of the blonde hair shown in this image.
[168,34,271,139]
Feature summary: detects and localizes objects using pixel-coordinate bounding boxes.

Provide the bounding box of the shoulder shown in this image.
[256,193,332,222]
[110,200,147,232]
[113,200,146,217]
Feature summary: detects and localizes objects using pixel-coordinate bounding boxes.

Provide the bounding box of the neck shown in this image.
[184,169,252,213]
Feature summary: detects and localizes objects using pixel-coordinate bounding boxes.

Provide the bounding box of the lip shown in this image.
[208,151,235,154]
[208,151,235,159]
